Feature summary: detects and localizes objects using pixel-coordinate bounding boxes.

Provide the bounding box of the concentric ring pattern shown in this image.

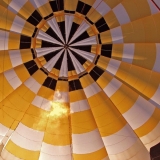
[0,0,160,160]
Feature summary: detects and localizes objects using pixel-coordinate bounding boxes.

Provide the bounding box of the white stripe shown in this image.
[153,0,160,8]
[147,0,159,14]
[70,36,97,46]
[70,99,90,113]
[0,124,9,137]
[15,123,44,142]
[110,26,123,43]
[9,0,27,12]
[24,77,41,94]
[36,47,62,58]
[102,124,137,154]
[103,78,122,97]
[70,47,95,62]
[37,30,62,45]
[10,15,25,33]
[4,69,22,89]
[123,96,155,130]
[65,15,74,43]
[95,1,110,16]
[0,30,9,50]
[29,0,48,8]
[113,4,130,25]
[153,43,160,72]
[59,50,68,77]
[92,0,103,9]
[10,132,42,151]
[53,91,69,103]
[47,18,65,43]
[83,82,101,98]
[72,129,104,154]
[69,21,90,44]
[122,44,135,63]
[106,59,121,75]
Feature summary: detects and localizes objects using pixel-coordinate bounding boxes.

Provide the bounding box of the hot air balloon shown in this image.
[0,0,160,160]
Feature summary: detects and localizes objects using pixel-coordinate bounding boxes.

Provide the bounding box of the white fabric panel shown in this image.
[41,143,71,155]
[95,1,110,16]
[68,50,85,74]
[43,49,64,72]
[149,85,160,108]
[70,36,97,46]
[9,50,22,67]
[4,69,22,89]
[102,124,137,154]
[110,26,123,43]
[24,77,41,94]
[53,91,69,103]
[123,96,155,130]
[1,148,21,160]
[36,47,62,58]
[10,15,25,33]
[32,95,51,111]
[37,30,62,45]
[10,132,42,151]
[106,59,121,75]
[16,123,44,142]
[83,82,101,98]
[65,15,74,43]
[147,0,159,14]
[102,157,110,160]
[59,50,68,77]
[92,0,102,9]
[153,43,160,72]
[103,78,122,97]
[0,30,9,50]
[113,4,130,25]
[122,44,135,63]
[70,99,90,113]
[69,21,90,43]
[141,122,160,150]
[47,18,65,43]
[72,129,104,154]
[153,0,160,8]
[29,0,48,8]
[9,0,27,13]
[39,152,72,160]
[0,124,9,137]
[70,47,95,62]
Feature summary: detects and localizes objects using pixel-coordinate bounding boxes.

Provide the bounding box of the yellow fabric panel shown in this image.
[21,49,33,63]
[73,13,84,24]
[8,32,20,50]
[135,108,160,137]
[32,69,47,84]
[0,51,12,72]
[112,44,123,61]
[110,84,139,113]
[80,0,95,6]
[103,11,120,29]
[14,65,30,82]
[87,25,98,36]
[71,110,97,134]
[44,132,71,145]
[80,74,94,88]
[0,0,8,7]
[56,15,65,23]
[56,81,69,92]
[97,72,112,89]
[69,89,86,102]
[87,9,102,23]
[22,22,35,37]
[16,84,29,97]
[18,1,35,19]
[96,56,110,69]
[64,0,78,11]
[0,108,14,128]
[0,74,14,101]
[153,13,160,38]
[134,0,151,17]
[21,114,47,131]
[38,3,52,18]
[100,31,112,44]
[5,141,40,160]
[73,147,108,160]
[103,0,122,8]
[0,6,15,31]
[51,68,59,77]
[38,86,54,100]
